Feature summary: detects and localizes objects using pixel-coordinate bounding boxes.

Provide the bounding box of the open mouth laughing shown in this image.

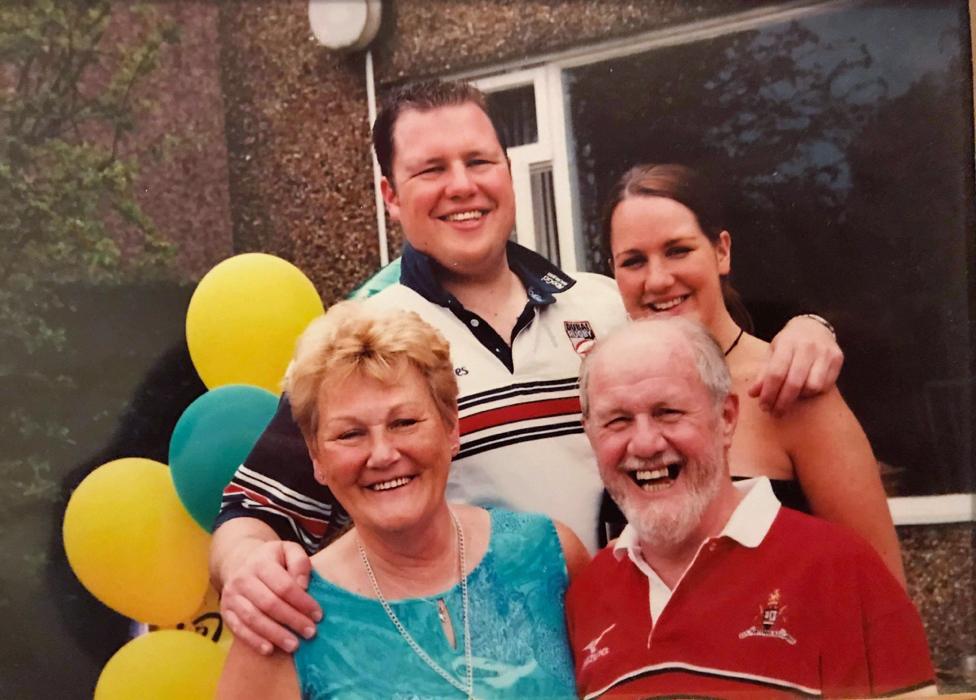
[628,459,684,493]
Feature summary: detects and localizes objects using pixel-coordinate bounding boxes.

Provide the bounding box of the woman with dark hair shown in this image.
[603,163,905,586]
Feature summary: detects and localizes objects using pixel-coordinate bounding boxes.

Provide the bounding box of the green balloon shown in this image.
[347,257,401,299]
[168,385,279,531]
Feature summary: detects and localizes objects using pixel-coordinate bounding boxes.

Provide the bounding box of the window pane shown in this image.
[485,84,538,148]
[566,1,974,495]
[531,164,561,266]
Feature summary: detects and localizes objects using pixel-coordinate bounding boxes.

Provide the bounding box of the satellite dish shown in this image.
[308,0,382,51]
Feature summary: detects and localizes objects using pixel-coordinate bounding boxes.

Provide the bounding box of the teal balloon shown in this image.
[169,385,279,531]
[347,257,401,299]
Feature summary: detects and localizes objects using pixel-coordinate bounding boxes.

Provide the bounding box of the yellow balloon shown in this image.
[152,585,234,651]
[186,253,325,393]
[95,630,228,700]
[63,458,210,625]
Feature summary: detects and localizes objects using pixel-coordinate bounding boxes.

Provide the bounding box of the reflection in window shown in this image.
[565,1,973,495]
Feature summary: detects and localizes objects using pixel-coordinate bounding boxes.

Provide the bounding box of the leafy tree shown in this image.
[0,5,185,696]
[0,0,178,529]
[565,4,971,497]
[567,20,885,277]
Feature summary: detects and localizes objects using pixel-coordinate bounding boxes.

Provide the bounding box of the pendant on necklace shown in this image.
[436,598,457,649]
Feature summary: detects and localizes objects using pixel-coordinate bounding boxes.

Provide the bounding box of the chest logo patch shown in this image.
[581,623,616,670]
[564,321,596,356]
[738,588,797,645]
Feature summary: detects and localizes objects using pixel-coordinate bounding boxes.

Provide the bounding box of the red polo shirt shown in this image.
[566,479,935,698]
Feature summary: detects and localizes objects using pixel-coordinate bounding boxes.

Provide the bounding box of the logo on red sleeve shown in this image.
[581,623,616,669]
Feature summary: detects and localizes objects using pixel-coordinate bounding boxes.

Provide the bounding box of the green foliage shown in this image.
[0,0,179,509]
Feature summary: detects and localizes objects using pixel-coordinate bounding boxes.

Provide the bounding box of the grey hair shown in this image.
[579,317,732,418]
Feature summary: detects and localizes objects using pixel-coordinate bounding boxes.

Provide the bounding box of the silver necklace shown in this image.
[357,510,474,699]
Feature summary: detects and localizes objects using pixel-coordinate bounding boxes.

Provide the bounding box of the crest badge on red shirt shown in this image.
[738,588,797,645]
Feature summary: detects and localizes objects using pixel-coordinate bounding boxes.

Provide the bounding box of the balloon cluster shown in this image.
[62,254,324,699]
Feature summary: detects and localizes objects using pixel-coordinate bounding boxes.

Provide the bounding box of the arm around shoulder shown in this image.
[553,520,591,582]
[217,639,301,700]
[752,315,844,413]
[210,517,281,591]
[211,517,321,655]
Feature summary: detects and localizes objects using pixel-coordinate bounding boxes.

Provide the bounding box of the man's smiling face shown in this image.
[380,101,515,281]
[583,323,737,551]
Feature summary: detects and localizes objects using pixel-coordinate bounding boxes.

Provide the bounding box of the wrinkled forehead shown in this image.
[592,364,703,407]
[588,332,704,396]
[593,326,696,377]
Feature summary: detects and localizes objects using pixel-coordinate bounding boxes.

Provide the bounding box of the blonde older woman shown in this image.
[217,302,586,700]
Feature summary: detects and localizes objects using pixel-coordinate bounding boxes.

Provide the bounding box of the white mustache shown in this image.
[619,449,683,473]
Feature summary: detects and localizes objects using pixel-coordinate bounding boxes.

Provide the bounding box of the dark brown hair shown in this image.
[372,79,505,185]
[602,163,753,332]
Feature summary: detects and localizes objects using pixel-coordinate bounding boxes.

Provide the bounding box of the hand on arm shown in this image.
[749,315,843,415]
[211,518,323,655]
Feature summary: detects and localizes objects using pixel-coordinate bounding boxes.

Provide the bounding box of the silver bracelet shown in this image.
[799,313,836,339]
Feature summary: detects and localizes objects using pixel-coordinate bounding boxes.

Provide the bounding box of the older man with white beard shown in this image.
[566,317,935,699]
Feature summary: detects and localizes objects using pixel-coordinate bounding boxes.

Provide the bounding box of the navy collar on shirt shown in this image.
[399,240,577,309]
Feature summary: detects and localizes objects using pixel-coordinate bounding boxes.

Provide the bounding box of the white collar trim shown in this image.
[612,476,781,562]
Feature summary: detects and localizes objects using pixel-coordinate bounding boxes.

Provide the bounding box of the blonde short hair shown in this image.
[286,301,458,444]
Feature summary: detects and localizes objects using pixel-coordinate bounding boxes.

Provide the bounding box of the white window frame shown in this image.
[449,0,976,524]
[472,68,583,270]
[473,70,547,254]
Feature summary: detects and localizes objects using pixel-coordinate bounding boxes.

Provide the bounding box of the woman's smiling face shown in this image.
[610,195,731,330]
[308,365,459,536]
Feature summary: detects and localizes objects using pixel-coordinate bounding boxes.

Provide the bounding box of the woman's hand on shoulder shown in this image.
[553,521,591,582]
[749,315,843,415]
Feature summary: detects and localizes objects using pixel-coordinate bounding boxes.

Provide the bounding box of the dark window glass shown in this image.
[566,1,974,495]
[485,84,538,148]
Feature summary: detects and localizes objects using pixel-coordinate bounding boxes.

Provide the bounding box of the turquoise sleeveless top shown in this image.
[294,508,577,699]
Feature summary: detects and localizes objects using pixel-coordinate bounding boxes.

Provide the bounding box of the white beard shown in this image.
[609,446,725,553]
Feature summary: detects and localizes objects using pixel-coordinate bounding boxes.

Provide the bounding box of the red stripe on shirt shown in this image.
[223,483,329,537]
[459,396,582,435]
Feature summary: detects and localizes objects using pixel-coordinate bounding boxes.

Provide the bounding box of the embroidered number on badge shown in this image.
[738,589,797,645]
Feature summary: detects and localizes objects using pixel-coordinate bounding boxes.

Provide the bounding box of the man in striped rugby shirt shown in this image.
[210,79,844,655]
